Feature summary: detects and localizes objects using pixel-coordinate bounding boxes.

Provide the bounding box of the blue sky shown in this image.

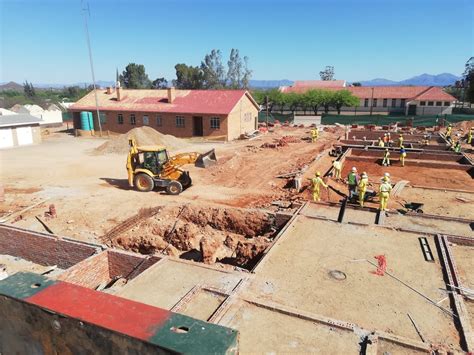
[0,0,473,84]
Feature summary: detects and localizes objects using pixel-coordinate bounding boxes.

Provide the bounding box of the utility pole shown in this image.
[81,0,102,137]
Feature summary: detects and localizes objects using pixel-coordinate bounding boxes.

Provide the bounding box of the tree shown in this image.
[227,49,243,89]
[119,63,152,89]
[303,89,324,115]
[201,49,225,89]
[241,56,252,89]
[319,66,335,81]
[330,90,360,114]
[151,77,168,89]
[173,64,205,89]
[463,57,474,103]
[285,92,301,113]
[319,90,333,113]
[23,81,36,98]
[352,82,362,87]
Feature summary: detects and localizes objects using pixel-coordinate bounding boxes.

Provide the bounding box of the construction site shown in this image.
[0,120,473,354]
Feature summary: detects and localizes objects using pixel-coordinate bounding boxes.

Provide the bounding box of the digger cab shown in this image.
[137,146,169,175]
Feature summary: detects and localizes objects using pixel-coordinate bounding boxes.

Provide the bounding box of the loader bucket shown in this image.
[195,149,217,168]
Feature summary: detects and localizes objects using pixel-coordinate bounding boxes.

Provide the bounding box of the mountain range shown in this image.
[0,73,461,91]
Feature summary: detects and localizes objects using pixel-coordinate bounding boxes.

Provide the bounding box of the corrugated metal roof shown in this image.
[70,89,259,115]
[0,114,43,127]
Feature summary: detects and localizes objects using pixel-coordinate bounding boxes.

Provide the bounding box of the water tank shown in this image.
[80,112,90,130]
[88,112,94,130]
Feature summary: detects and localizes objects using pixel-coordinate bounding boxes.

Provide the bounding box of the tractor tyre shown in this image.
[166,181,183,195]
[179,173,192,189]
[134,173,154,192]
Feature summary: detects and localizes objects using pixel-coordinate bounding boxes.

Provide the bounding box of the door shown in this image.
[16,126,33,145]
[193,116,203,136]
[408,104,417,116]
[0,128,14,148]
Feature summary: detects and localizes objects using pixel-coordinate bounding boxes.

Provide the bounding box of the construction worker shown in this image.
[358,172,369,207]
[347,167,359,199]
[468,127,473,144]
[379,176,392,211]
[332,160,342,180]
[446,124,452,139]
[398,134,404,147]
[382,149,391,166]
[377,137,385,147]
[454,141,461,153]
[310,127,319,143]
[400,146,407,167]
[311,172,328,202]
[383,133,389,145]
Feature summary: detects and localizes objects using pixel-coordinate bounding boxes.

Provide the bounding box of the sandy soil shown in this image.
[0,127,343,242]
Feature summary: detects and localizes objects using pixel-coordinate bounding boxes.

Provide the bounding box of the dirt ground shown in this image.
[0,126,342,242]
[244,215,461,350]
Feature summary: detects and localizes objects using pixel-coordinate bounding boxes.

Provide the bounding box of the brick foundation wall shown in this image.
[108,250,161,280]
[58,252,110,288]
[0,225,99,269]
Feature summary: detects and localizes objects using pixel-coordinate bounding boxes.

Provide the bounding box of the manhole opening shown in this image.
[328,270,347,281]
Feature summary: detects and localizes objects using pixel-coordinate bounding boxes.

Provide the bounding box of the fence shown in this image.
[320,114,474,127]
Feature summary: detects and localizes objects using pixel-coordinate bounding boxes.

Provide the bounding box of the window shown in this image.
[364,98,369,107]
[444,101,451,106]
[244,112,252,122]
[118,113,124,124]
[420,101,426,106]
[427,101,434,106]
[210,117,220,129]
[130,114,136,125]
[143,115,149,125]
[372,98,377,107]
[176,116,185,128]
[391,99,397,107]
[99,112,106,124]
[436,102,442,106]
[383,99,387,108]
[400,99,406,108]
[156,116,162,126]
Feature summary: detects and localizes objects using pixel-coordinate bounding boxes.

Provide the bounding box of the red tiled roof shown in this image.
[293,80,346,88]
[280,85,456,101]
[70,89,259,115]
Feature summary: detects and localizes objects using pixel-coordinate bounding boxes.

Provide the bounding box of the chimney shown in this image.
[167,87,175,104]
[106,86,112,94]
[116,81,121,101]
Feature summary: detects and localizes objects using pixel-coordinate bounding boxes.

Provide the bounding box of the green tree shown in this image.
[285,92,302,113]
[173,64,205,89]
[201,49,225,89]
[320,90,333,113]
[241,56,252,89]
[227,49,242,89]
[330,90,360,114]
[319,66,335,81]
[151,77,168,89]
[119,63,152,89]
[463,57,474,103]
[303,89,324,115]
[23,81,36,98]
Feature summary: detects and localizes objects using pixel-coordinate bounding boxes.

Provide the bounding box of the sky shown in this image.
[0,0,473,84]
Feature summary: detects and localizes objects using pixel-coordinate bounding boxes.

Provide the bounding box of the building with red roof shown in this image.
[279,81,456,115]
[69,87,260,140]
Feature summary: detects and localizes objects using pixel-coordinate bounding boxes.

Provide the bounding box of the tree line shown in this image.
[251,89,360,115]
[119,48,252,90]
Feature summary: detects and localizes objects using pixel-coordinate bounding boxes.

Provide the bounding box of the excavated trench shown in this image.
[113,205,281,270]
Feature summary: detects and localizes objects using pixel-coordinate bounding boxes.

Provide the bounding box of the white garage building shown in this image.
[0,114,42,149]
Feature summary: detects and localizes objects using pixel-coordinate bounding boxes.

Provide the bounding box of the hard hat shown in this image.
[384,172,390,177]
[315,171,321,176]
[351,167,357,172]
[361,172,368,178]
[385,148,389,151]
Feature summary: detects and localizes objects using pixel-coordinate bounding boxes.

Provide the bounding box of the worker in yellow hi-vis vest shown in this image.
[310,127,319,143]
[379,176,392,211]
[311,172,328,202]
[358,172,369,207]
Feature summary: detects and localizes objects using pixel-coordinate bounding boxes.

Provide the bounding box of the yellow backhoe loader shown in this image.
[126,138,217,195]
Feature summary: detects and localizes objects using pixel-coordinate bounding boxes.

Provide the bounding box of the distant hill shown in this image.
[0,81,23,91]
[249,80,293,89]
[359,73,460,87]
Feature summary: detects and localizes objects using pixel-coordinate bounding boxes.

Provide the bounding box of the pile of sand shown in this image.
[453,120,473,132]
[94,126,191,155]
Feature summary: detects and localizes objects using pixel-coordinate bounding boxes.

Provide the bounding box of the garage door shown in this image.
[0,128,14,148]
[16,126,33,146]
